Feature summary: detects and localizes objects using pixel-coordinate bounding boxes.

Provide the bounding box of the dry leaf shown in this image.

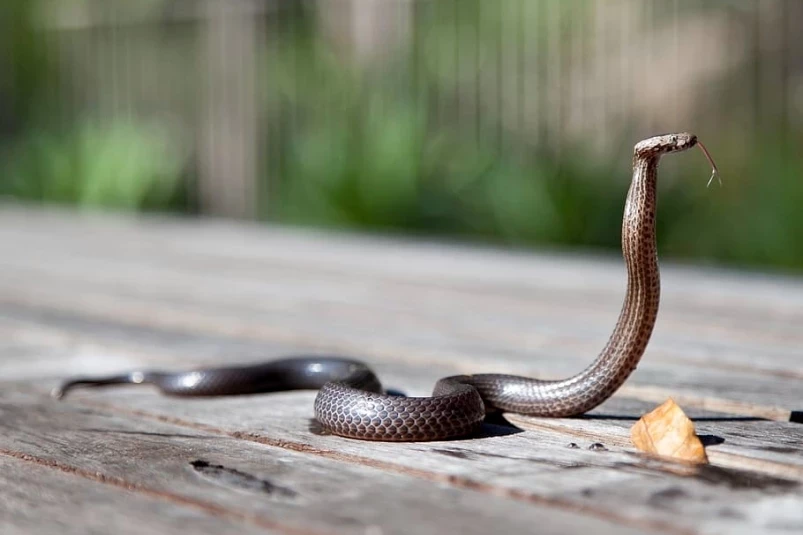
[630,398,708,464]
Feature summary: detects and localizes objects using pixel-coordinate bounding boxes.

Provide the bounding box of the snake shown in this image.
[54,133,711,442]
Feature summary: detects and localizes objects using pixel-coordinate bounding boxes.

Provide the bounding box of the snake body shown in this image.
[55,133,699,442]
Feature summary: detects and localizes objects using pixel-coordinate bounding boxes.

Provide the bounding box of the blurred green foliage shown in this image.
[268,2,626,247]
[0,0,51,130]
[2,1,802,273]
[274,89,628,249]
[1,120,186,210]
[664,134,803,271]
[268,2,803,273]
[0,0,188,213]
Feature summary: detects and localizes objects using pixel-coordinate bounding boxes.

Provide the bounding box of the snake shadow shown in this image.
[476,413,525,439]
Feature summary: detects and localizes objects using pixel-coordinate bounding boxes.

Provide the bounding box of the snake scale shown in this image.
[55,133,709,442]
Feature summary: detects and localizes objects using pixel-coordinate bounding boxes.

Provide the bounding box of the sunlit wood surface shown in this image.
[1,205,802,535]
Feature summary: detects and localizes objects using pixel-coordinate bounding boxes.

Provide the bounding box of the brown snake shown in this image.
[55,133,712,442]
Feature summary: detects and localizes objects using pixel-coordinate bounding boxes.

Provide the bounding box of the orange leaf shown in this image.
[630,398,708,464]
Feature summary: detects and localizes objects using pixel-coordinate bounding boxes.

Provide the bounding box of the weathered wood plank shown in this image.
[2,223,801,339]
[0,388,655,535]
[1,284,800,419]
[1,306,802,469]
[0,322,801,474]
[1,211,801,412]
[2,207,802,535]
[2,328,801,534]
[28,384,802,535]
[1,211,800,371]
[0,455,281,535]
[1,204,800,310]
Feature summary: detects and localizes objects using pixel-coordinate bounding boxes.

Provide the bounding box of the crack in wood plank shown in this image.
[189,460,299,498]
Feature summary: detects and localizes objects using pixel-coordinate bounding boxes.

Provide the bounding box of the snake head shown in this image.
[635,133,697,157]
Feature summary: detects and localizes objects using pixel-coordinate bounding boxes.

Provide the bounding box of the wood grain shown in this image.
[0,455,283,535]
[0,388,655,535]
[1,205,802,535]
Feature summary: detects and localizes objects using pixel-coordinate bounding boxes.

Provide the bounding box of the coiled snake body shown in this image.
[55,133,701,442]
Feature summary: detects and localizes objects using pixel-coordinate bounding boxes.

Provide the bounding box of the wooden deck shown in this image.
[1,205,801,535]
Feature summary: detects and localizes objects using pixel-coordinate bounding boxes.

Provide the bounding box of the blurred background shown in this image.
[1,0,802,272]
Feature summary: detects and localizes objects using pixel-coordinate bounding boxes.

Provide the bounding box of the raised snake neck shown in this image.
[54,133,700,442]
